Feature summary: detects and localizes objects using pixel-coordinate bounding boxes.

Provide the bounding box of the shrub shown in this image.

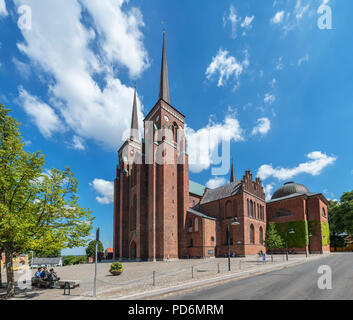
[110,262,123,272]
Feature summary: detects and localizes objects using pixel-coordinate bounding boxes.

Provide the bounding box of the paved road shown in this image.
[163,253,353,300]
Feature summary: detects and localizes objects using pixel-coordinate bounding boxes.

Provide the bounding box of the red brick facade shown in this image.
[113,34,330,260]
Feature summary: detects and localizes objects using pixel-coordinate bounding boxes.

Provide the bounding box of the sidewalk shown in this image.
[3,254,328,300]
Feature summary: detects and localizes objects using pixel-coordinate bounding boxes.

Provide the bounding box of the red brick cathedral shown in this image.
[113,33,330,260]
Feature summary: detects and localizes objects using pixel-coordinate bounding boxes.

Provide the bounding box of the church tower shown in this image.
[144,30,189,260]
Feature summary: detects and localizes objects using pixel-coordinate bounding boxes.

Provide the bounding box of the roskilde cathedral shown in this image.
[113,32,330,261]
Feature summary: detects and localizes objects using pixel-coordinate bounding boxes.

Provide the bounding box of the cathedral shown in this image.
[113,32,330,261]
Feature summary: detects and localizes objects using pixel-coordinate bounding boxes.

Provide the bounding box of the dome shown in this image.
[271,182,310,200]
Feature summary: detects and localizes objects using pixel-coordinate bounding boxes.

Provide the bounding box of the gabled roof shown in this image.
[32,258,62,265]
[200,181,242,205]
[189,180,206,197]
[187,207,220,221]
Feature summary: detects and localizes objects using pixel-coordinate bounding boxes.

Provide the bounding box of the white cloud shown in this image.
[257,151,337,181]
[276,56,284,70]
[14,0,147,150]
[270,78,277,88]
[72,135,85,151]
[295,0,310,20]
[271,11,285,24]
[206,177,227,189]
[223,5,239,38]
[264,93,276,105]
[206,49,249,87]
[186,114,243,173]
[18,87,64,138]
[298,54,309,66]
[264,183,275,201]
[241,16,255,29]
[252,118,271,136]
[90,179,114,205]
[12,58,31,78]
[0,0,8,16]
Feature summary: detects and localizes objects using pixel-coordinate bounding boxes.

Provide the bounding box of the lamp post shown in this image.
[285,228,295,261]
[227,217,240,271]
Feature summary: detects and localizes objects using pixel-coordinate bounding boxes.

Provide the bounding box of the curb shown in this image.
[114,255,326,300]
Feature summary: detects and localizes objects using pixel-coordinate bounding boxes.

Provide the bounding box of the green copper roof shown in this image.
[189,180,206,197]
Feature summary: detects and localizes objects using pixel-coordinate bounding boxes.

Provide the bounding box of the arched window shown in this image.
[259,227,264,245]
[172,122,178,143]
[250,224,255,244]
[247,199,250,217]
[194,218,199,232]
[211,236,215,243]
[225,200,232,218]
[249,200,253,218]
[322,208,326,217]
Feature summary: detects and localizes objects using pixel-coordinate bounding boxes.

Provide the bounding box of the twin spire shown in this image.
[130,30,171,142]
[158,29,171,104]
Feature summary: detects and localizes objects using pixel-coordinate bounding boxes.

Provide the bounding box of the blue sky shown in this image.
[0,0,352,255]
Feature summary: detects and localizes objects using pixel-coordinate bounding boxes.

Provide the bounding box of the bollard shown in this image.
[192,266,194,279]
[153,271,156,286]
[63,282,71,296]
[239,260,241,270]
[218,263,220,274]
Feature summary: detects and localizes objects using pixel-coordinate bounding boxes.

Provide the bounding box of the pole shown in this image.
[93,240,97,297]
[31,251,34,270]
[153,271,156,286]
[227,225,231,271]
[285,232,289,261]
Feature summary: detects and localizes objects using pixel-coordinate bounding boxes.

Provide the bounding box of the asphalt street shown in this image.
[163,253,353,300]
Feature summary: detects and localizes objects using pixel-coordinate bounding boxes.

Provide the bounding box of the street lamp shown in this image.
[285,228,295,261]
[227,217,240,271]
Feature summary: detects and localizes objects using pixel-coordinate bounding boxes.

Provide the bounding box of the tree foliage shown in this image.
[328,192,353,251]
[86,240,104,258]
[265,223,284,253]
[0,103,94,297]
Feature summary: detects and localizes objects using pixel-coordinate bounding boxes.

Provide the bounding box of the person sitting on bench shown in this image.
[47,268,60,282]
[34,267,42,278]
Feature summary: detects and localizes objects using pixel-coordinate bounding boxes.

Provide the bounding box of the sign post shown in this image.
[93,228,100,298]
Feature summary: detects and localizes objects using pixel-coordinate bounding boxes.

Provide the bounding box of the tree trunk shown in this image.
[4,244,15,299]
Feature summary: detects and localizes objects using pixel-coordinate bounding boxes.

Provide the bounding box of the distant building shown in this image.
[32,257,63,268]
[104,248,114,260]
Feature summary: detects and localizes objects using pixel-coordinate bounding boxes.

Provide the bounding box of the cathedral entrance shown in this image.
[130,241,136,259]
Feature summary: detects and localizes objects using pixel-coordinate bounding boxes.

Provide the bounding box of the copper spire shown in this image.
[130,83,139,141]
[158,29,170,104]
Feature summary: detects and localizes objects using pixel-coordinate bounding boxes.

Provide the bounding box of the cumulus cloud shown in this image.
[264,183,275,201]
[14,0,147,150]
[206,49,249,87]
[257,151,337,181]
[0,0,8,16]
[90,179,114,205]
[206,177,227,189]
[271,11,285,24]
[241,16,255,29]
[252,118,271,136]
[18,87,64,138]
[186,114,243,173]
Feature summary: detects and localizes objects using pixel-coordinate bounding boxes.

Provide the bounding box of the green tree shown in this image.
[0,104,94,298]
[328,200,346,251]
[265,223,284,259]
[86,240,104,261]
[340,191,353,236]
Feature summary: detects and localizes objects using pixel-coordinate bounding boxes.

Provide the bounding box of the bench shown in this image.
[57,280,80,289]
[31,278,51,288]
